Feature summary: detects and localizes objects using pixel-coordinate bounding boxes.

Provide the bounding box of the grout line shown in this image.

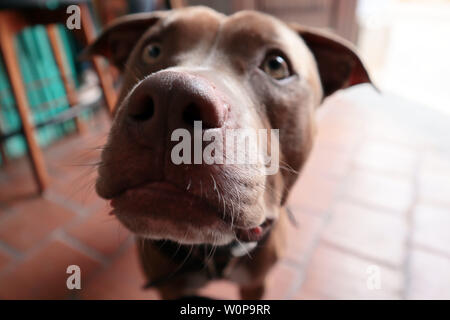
[55,230,109,266]
[69,236,135,300]
[320,238,402,271]
[351,164,416,182]
[0,201,10,211]
[400,145,422,300]
[0,206,20,224]
[85,199,109,215]
[285,174,349,299]
[284,215,330,299]
[337,194,407,218]
[44,190,90,217]
[0,223,88,264]
[288,204,327,217]
[412,243,450,261]
[108,233,135,261]
[281,256,304,270]
[414,196,450,210]
[0,240,25,278]
[0,239,23,260]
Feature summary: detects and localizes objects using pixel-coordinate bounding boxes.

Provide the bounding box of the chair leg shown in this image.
[79,3,117,115]
[47,23,86,134]
[0,18,49,193]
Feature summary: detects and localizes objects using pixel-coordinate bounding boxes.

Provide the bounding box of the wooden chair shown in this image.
[0,3,117,193]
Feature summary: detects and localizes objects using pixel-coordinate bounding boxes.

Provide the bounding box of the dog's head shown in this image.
[84,7,371,245]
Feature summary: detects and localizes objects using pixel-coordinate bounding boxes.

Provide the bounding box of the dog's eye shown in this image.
[142,43,162,64]
[261,54,291,80]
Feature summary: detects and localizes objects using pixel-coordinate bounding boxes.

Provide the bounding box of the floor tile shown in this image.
[66,207,130,257]
[0,198,74,251]
[0,240,101,299]
[343,170,414,214]
[322,201,407,267]
[288,174,339,215]
[264,261,302,299]
[80,243,157,299]
[354,140,418,177]
[296,245,403,299]
[198,280,240,300]
[284,210,323,265]
[0,249,12,272]
[412,203,450,255]
[407,248,450,299]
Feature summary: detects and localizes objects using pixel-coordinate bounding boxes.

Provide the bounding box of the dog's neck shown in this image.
[143,207,297,289]
[143,227,273,289]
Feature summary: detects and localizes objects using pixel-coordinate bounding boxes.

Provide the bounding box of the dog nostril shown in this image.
[129,97,154,122]
[182,103,203,127]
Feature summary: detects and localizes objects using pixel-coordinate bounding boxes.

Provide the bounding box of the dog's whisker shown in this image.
[210,174,225,220]
[169,244,194,278]
[171,229,190,260]
[186,179,191,191]
[233,183,243,221]
[278,160,300,174]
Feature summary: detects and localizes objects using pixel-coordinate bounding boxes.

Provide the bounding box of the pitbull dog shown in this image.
[83,6,371,299]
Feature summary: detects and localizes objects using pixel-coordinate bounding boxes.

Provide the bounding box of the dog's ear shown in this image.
[290,23,373,98]
[80,11,169,70]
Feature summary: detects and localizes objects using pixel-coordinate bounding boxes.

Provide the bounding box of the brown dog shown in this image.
[83,6,371,299]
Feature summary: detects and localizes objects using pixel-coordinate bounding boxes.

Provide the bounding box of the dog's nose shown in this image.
[126,70,228,132]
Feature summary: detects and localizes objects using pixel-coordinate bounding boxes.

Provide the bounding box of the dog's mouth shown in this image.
[108,181,272,244]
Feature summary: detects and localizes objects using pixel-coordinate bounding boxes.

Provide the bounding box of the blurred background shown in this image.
[0,0,449,299]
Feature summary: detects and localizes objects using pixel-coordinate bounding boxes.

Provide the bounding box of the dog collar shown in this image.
[229,241,257,257]
[143,221,273,289]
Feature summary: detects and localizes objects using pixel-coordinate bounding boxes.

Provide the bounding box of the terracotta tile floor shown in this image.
[1,86,450,299]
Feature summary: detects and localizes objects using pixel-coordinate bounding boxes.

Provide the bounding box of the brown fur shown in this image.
[83,6,371,299]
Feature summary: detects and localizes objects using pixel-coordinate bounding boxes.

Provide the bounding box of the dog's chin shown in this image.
[107,181,244,245]
[106,181,269,245]
[114,211,235,245]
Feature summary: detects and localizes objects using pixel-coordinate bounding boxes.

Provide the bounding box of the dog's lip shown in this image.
[110,181,183,207]
[110,181,222,216]
[234,218,273,242]
[109,180,272,242]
